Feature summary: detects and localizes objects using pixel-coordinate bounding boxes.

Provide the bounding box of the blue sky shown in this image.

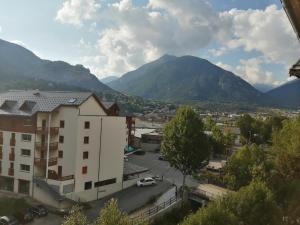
[0,0,299,90]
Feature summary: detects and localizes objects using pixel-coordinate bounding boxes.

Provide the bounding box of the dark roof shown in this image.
[102,101,117,109]
[290,59,300,78]
[0,90,93,116]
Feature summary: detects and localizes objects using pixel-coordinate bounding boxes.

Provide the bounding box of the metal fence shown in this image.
[131,195,178,221]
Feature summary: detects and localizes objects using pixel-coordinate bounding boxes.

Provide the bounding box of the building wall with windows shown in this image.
[0,91,127,206]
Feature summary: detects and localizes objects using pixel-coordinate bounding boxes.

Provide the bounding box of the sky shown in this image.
[0,0,299,89]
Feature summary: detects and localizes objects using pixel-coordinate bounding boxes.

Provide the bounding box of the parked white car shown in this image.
[137,177,156,187]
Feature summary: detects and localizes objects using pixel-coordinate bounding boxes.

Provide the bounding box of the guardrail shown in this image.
[131,195,178,221]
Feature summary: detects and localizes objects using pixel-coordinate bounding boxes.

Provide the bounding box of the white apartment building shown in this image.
[0,90,127,209]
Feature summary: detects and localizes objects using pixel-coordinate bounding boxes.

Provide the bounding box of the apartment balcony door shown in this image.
[18,179,30,195]
[58,166,62,178]
[42,119,47,130]
[41,135,46,145]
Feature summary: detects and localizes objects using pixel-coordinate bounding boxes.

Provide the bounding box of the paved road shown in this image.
[86,181,171,222]
[128,151,199,188]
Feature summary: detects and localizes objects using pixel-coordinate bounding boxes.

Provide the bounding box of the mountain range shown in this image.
[108,55,271,105]
[0,39,111,92]
[0,38,298,109]
[266,79,300,107]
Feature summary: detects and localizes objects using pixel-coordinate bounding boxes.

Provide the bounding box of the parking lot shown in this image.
[128,151,199,188]
[1,151,191,225]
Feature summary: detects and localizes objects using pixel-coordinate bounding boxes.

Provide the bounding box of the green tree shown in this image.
[237,114,255,144]
[62,205,88,225]
[181,202,238,225]
[162,107,210,191]
[224,181,281,225]
[272,117,300,180]
[224,144,270,190]
[93,199,147,225]
[181,182,280,225]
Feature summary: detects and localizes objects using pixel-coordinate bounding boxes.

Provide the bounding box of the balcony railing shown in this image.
[9,152,15,161]
[48,170,74,181]
[35,142,58,152]
[36,127,59,136]
[34,157,58,167]
[10,138,16,146]
[8,168,14,176]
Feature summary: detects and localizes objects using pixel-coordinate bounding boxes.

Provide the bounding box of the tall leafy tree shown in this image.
[162,107,210,191]
[224,181,281,225]
[224,144,271,190]
[181,201,238,225]
[272,117,300,180]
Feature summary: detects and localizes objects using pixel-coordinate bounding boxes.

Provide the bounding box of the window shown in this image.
[22,134,31,142]
[84,121,90,129]
[83,151,89,159]
[59,136,64,143]
[94,178,117,187]
[58,151,63,158]
[60,120,65,128]
[21,149,31,157]
[84,136,89,144]
[20,164,30,172]
[82,166,87,174]
[84,181,92,190]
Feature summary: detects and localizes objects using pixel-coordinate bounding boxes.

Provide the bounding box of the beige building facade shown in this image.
[0,91,127,208]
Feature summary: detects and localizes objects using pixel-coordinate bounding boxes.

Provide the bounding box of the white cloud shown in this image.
[62,1,299,82]
[0,26,2,33]
[94,0,232,76]
[217,58,283,86]
[219,5,300,66]
[56,0,101,27]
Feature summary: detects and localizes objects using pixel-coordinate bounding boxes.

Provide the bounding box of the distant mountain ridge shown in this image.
[266,79,300,107]
[0,39,111,92]
[100,76,119,84]
[108,55,269,105]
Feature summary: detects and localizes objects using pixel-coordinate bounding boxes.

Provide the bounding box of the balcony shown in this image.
[35,142,58,152]
[34,157,58,167]
[8,168,14,176]
[36,127,59,136]
[9,152,15,161]
[10,138,16,146]
[48,170,74,181]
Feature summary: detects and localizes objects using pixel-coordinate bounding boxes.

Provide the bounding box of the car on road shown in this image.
[29,205,48,217]
[137,177,156,187]
[0,216,20,225]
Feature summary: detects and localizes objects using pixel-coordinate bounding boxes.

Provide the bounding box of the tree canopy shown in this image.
[272,117,300,180]
[224,144,271,190]
[181,181,280,225]
[162,107,210,189]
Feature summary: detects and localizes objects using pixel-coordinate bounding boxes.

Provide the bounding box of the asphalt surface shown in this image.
[27,151,196,225]
[129,151,199,188]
